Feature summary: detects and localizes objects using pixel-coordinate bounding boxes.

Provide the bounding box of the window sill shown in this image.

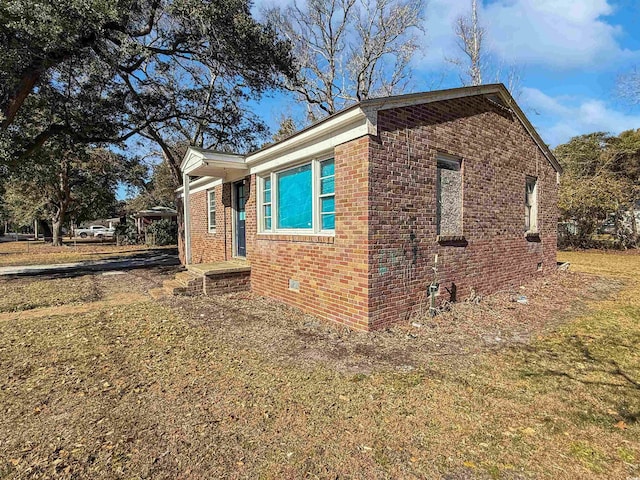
[437,235,467,246]
[256,233,335,244]
[208,229,217,234]
[525,231,541,242]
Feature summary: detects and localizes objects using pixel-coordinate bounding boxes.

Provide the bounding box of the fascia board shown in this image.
[249,120,370,175]
[246,107,367,167]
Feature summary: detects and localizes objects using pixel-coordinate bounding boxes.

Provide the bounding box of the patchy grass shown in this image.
[0,252,638,479]
[0,241,167,267]
[0,276,100,313]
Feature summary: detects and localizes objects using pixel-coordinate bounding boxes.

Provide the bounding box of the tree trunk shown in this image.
[631,199,639,246]
[51,207,66,246]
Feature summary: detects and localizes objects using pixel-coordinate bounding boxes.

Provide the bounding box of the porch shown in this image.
[151,259,251,298]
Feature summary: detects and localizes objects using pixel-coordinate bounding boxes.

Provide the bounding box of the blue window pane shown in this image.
[321,196,334,213]
[320,177,335,195]
[277,164,312,229]
[320,159,334,177]
[322,213,335,230]
[264,178,271,191]
[264,205,271,217]
[265,217,271,230]
[264,190,271,203]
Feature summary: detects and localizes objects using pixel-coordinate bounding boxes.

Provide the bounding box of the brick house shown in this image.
[175,84,561,331]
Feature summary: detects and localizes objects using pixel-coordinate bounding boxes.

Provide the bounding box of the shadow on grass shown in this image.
[3,248,180,279]
[519,333,640,426]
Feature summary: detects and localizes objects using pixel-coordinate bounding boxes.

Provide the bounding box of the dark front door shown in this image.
[235,181,247,257]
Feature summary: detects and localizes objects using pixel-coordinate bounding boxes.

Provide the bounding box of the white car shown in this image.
[75,225,114,239]
[93,228,115,239]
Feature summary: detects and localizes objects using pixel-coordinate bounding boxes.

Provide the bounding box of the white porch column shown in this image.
[183,173,192,265]
[34,220,38,239]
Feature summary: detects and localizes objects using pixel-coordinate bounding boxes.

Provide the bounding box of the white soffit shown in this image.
[176,177,223,197]
[246,106,372,174]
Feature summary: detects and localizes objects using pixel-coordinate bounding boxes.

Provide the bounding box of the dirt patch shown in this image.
[166,270,620,374]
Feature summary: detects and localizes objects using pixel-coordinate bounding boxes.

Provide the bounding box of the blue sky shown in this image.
[250,0,640,148]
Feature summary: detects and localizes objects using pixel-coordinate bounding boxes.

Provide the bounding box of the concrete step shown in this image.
[148,287,168,300]
[162,279,187,295]
[174,270,201,286]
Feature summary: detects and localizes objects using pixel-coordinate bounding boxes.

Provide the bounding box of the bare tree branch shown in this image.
[266,0,424,120]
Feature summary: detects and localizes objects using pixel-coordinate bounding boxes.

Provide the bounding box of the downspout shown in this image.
[183,172,192,265]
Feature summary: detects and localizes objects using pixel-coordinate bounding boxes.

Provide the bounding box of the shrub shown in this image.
[115,221,141,245]
[145,219,177,246]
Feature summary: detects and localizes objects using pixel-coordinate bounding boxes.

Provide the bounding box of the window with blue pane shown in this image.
[319,159,335,230]
[259,158,336,234]
[277,164,312,229]
[262,177,272,230]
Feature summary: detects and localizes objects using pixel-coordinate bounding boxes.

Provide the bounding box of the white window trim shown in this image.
[207,189,216,233]
[525,176,538,233]
[257,157,335,235]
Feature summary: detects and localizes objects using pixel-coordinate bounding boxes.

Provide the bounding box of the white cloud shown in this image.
[419,0,636,71]
[521,87,640,146]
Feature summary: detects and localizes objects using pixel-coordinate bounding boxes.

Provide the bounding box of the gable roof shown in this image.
[180,83,561,179]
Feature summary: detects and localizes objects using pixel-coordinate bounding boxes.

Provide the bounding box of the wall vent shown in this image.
[289,279,300,291]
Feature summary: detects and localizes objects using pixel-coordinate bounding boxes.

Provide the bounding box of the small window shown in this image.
[208,189,216,232]
[262,177,272,230]
[436,156,463,236]
[525,176,538,232]
[319,159,335,231]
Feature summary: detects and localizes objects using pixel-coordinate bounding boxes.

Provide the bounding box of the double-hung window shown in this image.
[319,159,335,230]
[208,189,216,232]
[259,158,335,234]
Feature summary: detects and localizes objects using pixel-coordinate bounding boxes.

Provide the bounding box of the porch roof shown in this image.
[180,147,248,179]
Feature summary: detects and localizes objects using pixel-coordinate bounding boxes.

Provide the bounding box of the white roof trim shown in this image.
[246,106,370,167]
[181,148,246,175]
[176,177,223,198]
[177,84,561,180]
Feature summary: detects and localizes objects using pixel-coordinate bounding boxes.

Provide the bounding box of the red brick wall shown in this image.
[187,185,233,264]
[181,95,558,331]
[249,137,372,331]
[367,96,558,329]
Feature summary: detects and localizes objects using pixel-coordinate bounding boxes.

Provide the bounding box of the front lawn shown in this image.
[0,252,638,479]
[0,240,173,267]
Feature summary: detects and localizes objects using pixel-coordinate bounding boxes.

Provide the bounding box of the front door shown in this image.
[234,181,247,257]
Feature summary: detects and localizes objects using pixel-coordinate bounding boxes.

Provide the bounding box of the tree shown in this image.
[447,0,522,95]
[265,0,424,121]
[6,142,136,245]
[272,116,299,143]
[126,160,179,214]
[1,0,296,178]
[451,0,484,86]
[555,132,640,248]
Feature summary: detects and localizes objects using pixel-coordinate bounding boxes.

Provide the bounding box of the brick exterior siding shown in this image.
[249,137,371,330]
[185,184,234,264]
[180,94,558,331]
[367,96,557,330]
